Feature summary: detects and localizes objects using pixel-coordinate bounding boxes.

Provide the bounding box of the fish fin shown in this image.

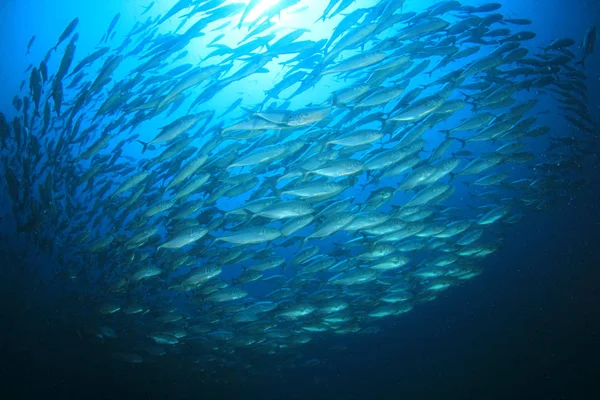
[263,90,278,100]
[136,140,150,153]
[360,175,378,190]
[240,106,255,115]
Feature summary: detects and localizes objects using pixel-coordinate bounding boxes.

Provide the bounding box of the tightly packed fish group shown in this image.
[1,0,597,375]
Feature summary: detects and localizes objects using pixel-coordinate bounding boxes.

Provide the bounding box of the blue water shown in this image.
[1,0,599,399]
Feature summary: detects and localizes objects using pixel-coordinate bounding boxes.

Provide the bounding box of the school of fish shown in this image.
[0,0,597,377]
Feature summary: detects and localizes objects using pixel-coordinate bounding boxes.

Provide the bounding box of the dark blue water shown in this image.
[2,192,599,399]
[1,0,599,399]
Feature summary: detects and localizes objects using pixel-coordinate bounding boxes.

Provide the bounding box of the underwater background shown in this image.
[1,0,599,399]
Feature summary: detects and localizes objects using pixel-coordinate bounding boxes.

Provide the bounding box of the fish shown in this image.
[26,35,36,55]
[214,226,281,245]
[137,113,207,153]
[103,13,121,43]
[141,2,154,15]
[207,287,248,302]
[157,226,209,250]
[53,17,79,50]
[238,0,261,28]
[131,266,162,282]
[69,47,110,78]
[576,25,597,67]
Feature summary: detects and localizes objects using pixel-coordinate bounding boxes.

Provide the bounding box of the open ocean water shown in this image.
[0,0,599,399]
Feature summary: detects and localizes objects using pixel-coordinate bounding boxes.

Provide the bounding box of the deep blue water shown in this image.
[2,195,599,399]
[1,0,599,398]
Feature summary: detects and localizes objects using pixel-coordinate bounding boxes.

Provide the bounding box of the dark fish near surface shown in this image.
[461,2,502,13]
[103,13,121,43]
[219,97,243,118]
[12,96,22,111]
[576,25,597,67]
[238,0,261,28]
[53,17,79,50]
[54,34,77,84]
[29,67,42,117]
[157,0,194,25]
[141,1,154,15]
[38,60,48,82]
[69,46,110,78]
[88,55,123,95]
[51,80,63,117]
[26,35,36,55]
[504,18,532,25]
[541,38,575,52]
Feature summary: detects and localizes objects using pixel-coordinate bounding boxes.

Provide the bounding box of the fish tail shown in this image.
[136,140,150,153]
[157,97,169,110]
[575,59,585,67]
[373,113,388,124]
[439,129,451,137]
[300,237,309,248]
[453,137,467,148]
[360,175,377,190]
